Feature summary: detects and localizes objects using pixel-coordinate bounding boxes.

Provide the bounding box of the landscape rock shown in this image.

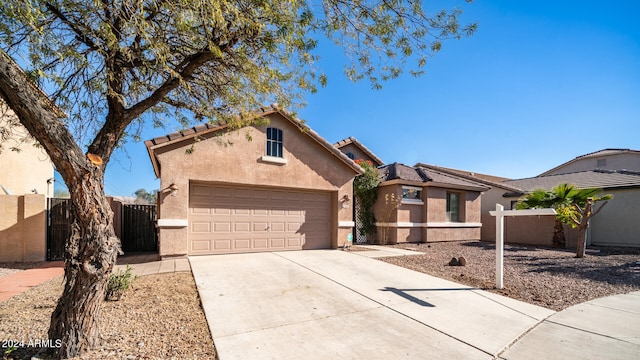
[458,256,467,266]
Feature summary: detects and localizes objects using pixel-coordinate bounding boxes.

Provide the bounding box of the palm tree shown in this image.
[516,183,612,258]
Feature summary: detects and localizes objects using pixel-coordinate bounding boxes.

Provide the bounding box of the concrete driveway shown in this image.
[189,250,554,359]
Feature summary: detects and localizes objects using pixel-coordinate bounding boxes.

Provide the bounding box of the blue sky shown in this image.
[57,0,640,196]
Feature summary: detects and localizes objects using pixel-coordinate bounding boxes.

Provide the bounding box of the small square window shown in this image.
[597,158,606,167]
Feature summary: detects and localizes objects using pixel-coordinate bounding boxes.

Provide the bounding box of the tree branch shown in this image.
[45,2,101,52]
[0,51,88,189]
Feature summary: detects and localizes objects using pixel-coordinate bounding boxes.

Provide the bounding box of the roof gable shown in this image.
[539,148,640,176]
[333,136,384,166]
[145,105,364,178]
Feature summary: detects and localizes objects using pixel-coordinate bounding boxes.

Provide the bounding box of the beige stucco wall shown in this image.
[0,115,54,197]
[480,187,515,242]
[373,184,482,244]
[153,114,358,257]
[589,188,640,247]
[546,153,640,175]
[0,194,47,262]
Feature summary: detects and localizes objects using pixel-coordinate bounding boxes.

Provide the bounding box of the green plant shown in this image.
[4,345,17,356]
[105,265,136,301]
[353,159,380,240]
[378,192,401,245]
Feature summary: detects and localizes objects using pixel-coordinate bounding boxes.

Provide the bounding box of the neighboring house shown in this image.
[433,149,640,248]
[500,170,640,248]
[540,148,640,176]
[334,136,384,166]
[145,105,363,258]
[373,163,489,244]
[0,101,55,262]
[0,104,54,197]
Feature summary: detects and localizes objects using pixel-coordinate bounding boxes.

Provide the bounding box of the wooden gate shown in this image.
[121,204,158,252]
[47,198,70,261]
[47,199,158,259]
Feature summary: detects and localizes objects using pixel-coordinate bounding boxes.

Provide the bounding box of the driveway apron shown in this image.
[189,250,553,360]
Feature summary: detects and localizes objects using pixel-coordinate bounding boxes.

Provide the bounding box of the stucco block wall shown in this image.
[153,114,357,257]
[0,195,46,262]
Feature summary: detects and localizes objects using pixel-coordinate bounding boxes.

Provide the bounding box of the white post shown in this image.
[489,205,555,291]
[495,204,504,289]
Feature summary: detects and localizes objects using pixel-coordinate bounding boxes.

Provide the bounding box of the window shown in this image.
[346,152,355,160]
[266,127,283,158]
[446,192,460,222]
[402,187,422,200]
[401,186,423,204]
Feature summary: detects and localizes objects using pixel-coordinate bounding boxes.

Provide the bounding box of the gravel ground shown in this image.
[0,262,46,278]
[381,241,640,311]
[0,272,216,360]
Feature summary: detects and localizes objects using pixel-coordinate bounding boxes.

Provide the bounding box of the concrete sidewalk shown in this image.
[0,254,190,303]
[0,261,64,302]
[501,291,640,360]
[348,244,424,258]
[190,250,555,359]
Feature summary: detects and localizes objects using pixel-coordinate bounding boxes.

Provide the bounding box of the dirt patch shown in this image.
[0,272,216,360]
[381,241,640,311]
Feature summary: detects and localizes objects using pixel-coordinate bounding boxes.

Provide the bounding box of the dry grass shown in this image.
[0,272,216,360]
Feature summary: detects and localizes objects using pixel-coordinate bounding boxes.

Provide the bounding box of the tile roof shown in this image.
[145,105,364,177]
[503,169,640,195]
[415,163,522,193]
[379,163,490,191]
[333,136,384,166]
[539,148,640,176]
[414,163,511,183]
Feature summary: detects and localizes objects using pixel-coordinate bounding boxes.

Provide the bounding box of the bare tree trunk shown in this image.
[1,50,124,359]
[552,218,566,248]
[576,225,587,258]
[48,171,120,358]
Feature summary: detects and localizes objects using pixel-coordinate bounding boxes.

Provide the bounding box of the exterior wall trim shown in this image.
[157,219,189,228]
[338,221,355,227]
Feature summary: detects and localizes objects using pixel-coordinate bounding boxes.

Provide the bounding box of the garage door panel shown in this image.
[234,222,250,232]
[270,238,285,248]
[189,183,331,255]
[213,240,231,250]
[192,240,212,251]
[214,222,231,232]
[191,222,211,233]
[253,239,269,249]
[270,222,285,232]
[191,184,212,196]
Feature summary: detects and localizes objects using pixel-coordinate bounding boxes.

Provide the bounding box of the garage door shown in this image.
[188,183,331,255]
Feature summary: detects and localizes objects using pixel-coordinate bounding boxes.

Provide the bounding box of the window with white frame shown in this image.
[266,127,283,158]
[401,186,423,204]
[446,192,460,222]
